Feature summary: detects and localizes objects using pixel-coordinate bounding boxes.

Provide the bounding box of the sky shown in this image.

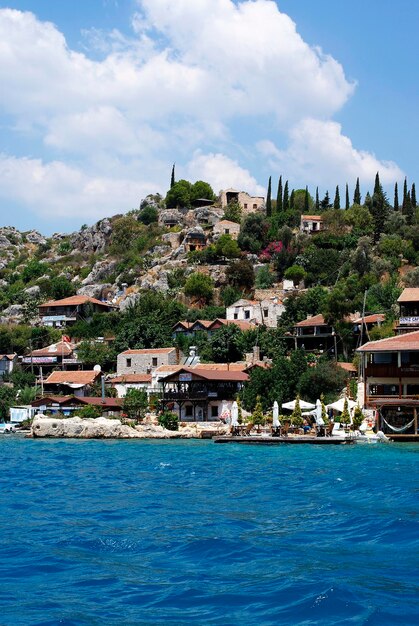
[0,0,418,234]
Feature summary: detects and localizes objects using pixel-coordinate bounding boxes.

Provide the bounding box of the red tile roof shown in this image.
[161,367,249,382]
[45,370,101,385]
[358,330,419,352]
[301,215,323,221]
[397,288,419,303]
[337,362,357,372]
[353,314,385,324]
[194,362,247,372]
[31,341,75,357]
[109,374,152,384]
[295,314,327,327]
[39,295,114,309]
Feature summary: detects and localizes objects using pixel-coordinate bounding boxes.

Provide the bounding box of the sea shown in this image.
[0,437,418,626]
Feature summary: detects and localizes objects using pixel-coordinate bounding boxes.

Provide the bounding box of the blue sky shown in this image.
[0,0,417,234]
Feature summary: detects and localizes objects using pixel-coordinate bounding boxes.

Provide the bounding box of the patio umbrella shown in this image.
[315,398,324,426]
[326,398,357,413]
[272,401,280,428]
[282,399,315,411]
[231,401,239,427]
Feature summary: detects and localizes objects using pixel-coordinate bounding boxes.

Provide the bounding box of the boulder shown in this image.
[77,284,111,300]
[119,292,141,312]
[25,230,46,245]
[32,415,142,439]
[81,260,117,285]
[24,285,41,298]
[70,218,112,254]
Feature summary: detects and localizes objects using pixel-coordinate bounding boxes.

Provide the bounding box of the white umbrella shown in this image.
[231,401,239,427]
[326,398,357,413]
[272,401,280,428]
[315,398,324,426]
[282,399,315,411]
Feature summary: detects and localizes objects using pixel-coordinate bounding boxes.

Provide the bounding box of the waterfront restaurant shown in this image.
[39,295,116,328]
[357,330,419,441]
[160,367,249,422]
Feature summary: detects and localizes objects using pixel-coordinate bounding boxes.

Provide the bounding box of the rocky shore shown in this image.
[30,415,229,439]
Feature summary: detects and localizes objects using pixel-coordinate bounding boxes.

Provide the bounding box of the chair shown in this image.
[325,422,334,437]
[282,422,290,437]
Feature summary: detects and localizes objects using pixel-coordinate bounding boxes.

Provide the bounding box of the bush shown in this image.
[184,272,214,304]
[158,411,179,431]
[76,405,102,419]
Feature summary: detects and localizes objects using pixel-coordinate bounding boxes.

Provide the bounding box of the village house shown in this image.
[31,395,123,417]
[160,367,249,422]
[0,354,17,379]
[183,229,207,253]
[42,370,102,397]
[219,189,265,214]
[39,295,116,329]
[212,220,240,240]
[300,215,324,234]
[396,288,419,333]
[117,347,180,376]
[107,373,152,398]
[226,298,284,328]
[293,314,336,354]
[21,340,79,375]
[357,330,419,441]
[352,313,386,346]
[172,318,255,339]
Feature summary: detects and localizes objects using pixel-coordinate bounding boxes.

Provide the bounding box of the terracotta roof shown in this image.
[44,370,101,385]
[397,288,419,303]
[173,321,193,330]
[78,397,122,408]
[244,360,272,371]
[161,367,249,382]
[109,374,152,384]
[337,362,357,373]
[39,296,113,309]
[216,220,240,226]
[301,215,323,221]
[154,365,184,373]
[31,342,75,357]
[353,314,385,324]
[32,395,122,408]
[214,319,256,331]
[358,330,419,352]
[120,347,176,355]
[295,314,327,327]
[192,320,213,329]
[230,299,259,307]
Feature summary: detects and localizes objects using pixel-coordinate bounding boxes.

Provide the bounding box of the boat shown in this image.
[0,422,16,434]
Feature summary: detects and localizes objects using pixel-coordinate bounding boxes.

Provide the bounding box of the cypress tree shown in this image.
[283,181,289,212]
[320,191,330,210]
[394,182,399,211]
[353,177,361,205]
[276,176,283,213]
[345,183,350,210]
[170,163,175,188]
[304,186,309,213]
[333,185,340,210]
[370,178,390,243]
[266,176,272,217]
[404,191,413,224]
[403,177,408,208]
[411,183,417,208]
[374,172,381,195]
[290,189,295,210]
[315,187,320,212]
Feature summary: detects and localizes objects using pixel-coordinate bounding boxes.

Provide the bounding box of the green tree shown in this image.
[184,272,214,304]
[284,264,306,286]
[352,404,363,430]
[22,260,47,284]
[138,205,158,225]
[266,176,272,217]
[76,405,102,419]
[353,177,361,205]
[214,234,241,259]
[333,186,341,210]
[226,258,255,291]
[77,340,116,370]
[122,388,148,422]
[315,187,320,212]
[191,180,215,202]
[394,182,399,211]
[170,163,175,188]
[251,395,264,429]
[298,359,347,404]
[223,201,242,224]
[49,276,75,300]
[340,397,351,426]
[321,191,331,210]
[291,395,303,428]
[209,325,245,362]
[276,176,283,213]
[283,181,289,212]
[158,410,179,430]
[165,179,193,209]
[255,265,275,288]
[345,183,350,210]
[411,183,417,208]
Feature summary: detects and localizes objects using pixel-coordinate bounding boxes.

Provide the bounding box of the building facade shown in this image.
[300,215,324,234]
[219,189,265,214]
[226,298,284,328]
[117,348,179,376]
[213,220,240,240]
[39,296,115,328]
[396,288,419,333]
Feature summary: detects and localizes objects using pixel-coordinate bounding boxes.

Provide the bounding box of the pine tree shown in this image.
[394,182,399,211]
[404,191,413,224]
[170,163,175,188]
[333,185,340,210]
[320,191,330,210]
[345,183,350,210]
[315,187,320,212]
[411,183,417,208]
[290,189,295,210]
[283,181,289,211]
[276,176,283,213]
[304,186,309,213]
[370,178,390,243]
[340,397,351,426]
[353,177,361,205]
[252,395,264,431]
[266,176,272,217]
[320,393,329,425]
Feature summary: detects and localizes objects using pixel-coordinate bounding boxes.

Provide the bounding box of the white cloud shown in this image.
[185,152,265,196]
[257,119,404,191]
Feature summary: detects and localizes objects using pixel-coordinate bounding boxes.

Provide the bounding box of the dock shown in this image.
[213,436,354,445]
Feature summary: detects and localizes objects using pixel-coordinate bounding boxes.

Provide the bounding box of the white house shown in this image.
[226,298,284,328]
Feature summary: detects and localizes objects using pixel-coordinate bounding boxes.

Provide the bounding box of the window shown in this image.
[126,358,132,368]
[225,229,230,234]
[211,405,219,418]
[234,313,238,319]
[253,203,257,209]
[152,357,158,367]
[245,310,250,319]
[185,405,193,417]
[243,203,248,209]
[263,308,268,317]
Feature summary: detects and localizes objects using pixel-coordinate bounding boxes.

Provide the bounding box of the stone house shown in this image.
[107,373,152,398]
[117,347,180,376]
[39,295,116,329]
[300,215,324,234]
[219,189,265,214]
[213,220,240,240]
[43,370,102,397]
[226,298,284,328]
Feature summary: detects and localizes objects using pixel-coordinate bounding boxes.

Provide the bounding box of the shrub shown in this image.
[158,411,179,431]
[76,405,102,419]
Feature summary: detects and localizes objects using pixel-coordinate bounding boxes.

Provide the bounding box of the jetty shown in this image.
[213,435,354,445]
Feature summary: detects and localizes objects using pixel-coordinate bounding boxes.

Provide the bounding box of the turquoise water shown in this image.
[0,438,418,626]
